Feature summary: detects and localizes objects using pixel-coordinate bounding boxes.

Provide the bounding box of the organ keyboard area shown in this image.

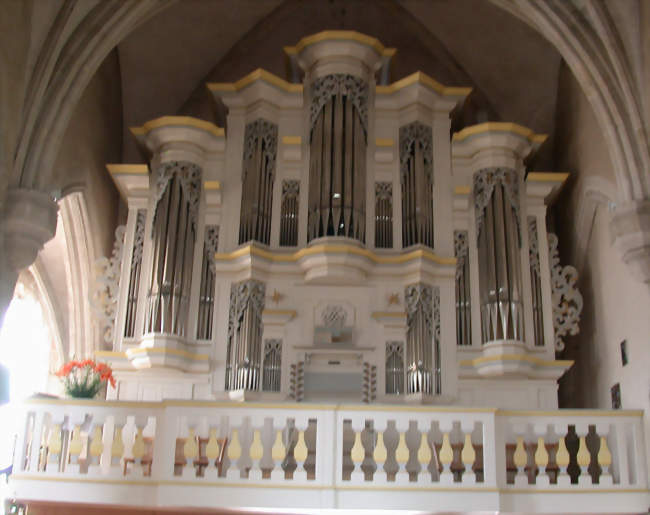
[99,31,580,410]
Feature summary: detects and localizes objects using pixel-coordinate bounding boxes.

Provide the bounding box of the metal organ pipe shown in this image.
[239,119,278,245]
[374,182,393,248]
[308,74,368,242]
[528,217,545,346]
[454,231,472,346]
[280,180,300,246]
[124,209,146,338]
[474,168,524,343]
[145,161,201,337]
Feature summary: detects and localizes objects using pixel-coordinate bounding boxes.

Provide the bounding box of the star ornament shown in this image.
[388,293,400,306]
[271,289,283,305]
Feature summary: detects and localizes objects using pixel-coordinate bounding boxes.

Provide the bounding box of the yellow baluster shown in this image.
[89,426,104,460]
[205,428,220,462]
[556,436,570,473]
[69,425,83,463]
[350,431,364,466]
[271,430,286,462]
[597,436,612,472]
[228,429,242,461]
[417,433,432,467]
[183,428,198,461]
[373,432,387,466]
[577,436,590,473]
[439,433,453,472]
[132,428,145,461]
[395,432,409,467]
[461,433,476,471]
[513,436,527,472]
[294,430,308,463]
[111,425,124,465]
[48,424,62,461]
[250,429,264,462]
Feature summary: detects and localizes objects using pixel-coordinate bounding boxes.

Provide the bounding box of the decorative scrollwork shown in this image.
[131,210,146,265]
[405,283,433,330]
[375,181,392,200]
[399,122,433,181]
[548,233,583,351]
[310,74,368,133]
[152,161,202,235]
[473,167,520,243]
[528,217,540,276]
[242,119,278,180]
[90,225,126,344]
[204,225,219,272]
[322,305,347,329]
[282,179,300,198]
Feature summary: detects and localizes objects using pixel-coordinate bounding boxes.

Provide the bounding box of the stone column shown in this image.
[0,188,58,327]
[611,199,650,285]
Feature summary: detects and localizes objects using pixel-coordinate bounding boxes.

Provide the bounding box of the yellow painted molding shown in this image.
[207,68,302,94]
[106,164,148,175]
[497,408,644,418]
[371,311,406,319]
[375,138,394,147]
[130,116,225,139]
[95,350,128,358]
[283,30,395,57]
[127,347,209,362]
[526,172,570,184]
[214,243,456,266]
[376,71,472,98]
[454,185,471,195]
[460,354,574,368]
[203,180,221,190]
[23,398,164,409]
[282,136,302,145]
[452,122,547,145]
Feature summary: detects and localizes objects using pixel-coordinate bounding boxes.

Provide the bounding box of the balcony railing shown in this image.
[8,399,649,513]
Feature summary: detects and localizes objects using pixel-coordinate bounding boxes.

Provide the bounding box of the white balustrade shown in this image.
[10,400,649,511]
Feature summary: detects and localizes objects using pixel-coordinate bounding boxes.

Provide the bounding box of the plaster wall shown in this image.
[553,61,650,470]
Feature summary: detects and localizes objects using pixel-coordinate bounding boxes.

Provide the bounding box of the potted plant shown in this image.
[55,359,116,399]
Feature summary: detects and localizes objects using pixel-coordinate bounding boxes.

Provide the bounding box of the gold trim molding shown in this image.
[106,164,148,175]
[452,122,547,145]
[130,116,225,138]
[526,172,570,184]
[207,68,302,94]
[376,71,472,98]
[284,30,396,57]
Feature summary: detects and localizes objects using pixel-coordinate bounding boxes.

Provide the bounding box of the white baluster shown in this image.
[416,422,432,485]
[131,417,148,477]
[182,427,198,479]
[66,424,83,474]
[110,422,125,476]
[512,423,529,487]
[226,421,243,480]
[87,424,104,476]
[249,428,264,480]
[45,422,63,473]
[28,411,47,473]
[293,418,309,482]
[203,427,221,480]
[270,424,287,481]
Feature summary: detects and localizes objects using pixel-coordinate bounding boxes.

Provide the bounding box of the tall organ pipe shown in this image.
[239,119,278,245]
[474,168,523,343]
[145,161,201,337]
[308,74,368,242]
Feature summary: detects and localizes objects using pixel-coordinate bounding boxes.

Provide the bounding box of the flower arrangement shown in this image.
[55,359,116,398]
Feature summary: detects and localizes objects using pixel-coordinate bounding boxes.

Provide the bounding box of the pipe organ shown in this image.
[101,31,581,410]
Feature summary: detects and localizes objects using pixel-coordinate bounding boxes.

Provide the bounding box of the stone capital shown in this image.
[611,199,650,284]
[2,188,58,271]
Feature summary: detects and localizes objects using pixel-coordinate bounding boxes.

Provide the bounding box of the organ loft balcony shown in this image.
[7,30,647,514]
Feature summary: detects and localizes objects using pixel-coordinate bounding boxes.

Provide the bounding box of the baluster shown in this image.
[204,427,221,480]
[513,436,528,487]
[576,424,592,486]
[533,424,550,486]
[249,429,264,480]
[226,428,242,479]
[110,423,125,476]
[270,426,286,480]
[394,421,410,483]
[45,423,62,473]
[554,424,571,486]
[67,425,83,474]
[28,411,47,473]
[131,423,147,477]
[596,422,613,486]
[372,420,388,484]
[88,425,104,476]
[438,424,454,485]
[350,419,365,482]
[293,420,309,481]
[416,425,432,485]
[461,433,477,485]
[182,428,198,479]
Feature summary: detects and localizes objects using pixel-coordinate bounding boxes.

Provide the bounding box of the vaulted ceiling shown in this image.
[117,0,562,167]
